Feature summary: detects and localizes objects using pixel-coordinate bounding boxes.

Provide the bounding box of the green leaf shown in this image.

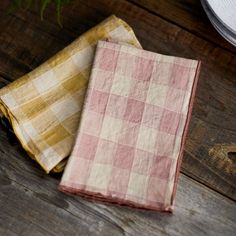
[55,0,62,27]
[14,0,21,8]
[40,0,51,20]
[26,0,33,9]
[8,0,73,26]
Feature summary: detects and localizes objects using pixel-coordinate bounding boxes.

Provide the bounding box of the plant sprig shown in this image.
[9,0,73,26]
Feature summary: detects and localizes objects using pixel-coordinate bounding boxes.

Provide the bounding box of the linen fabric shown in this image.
[0,16,141,173]
[59,41,201,211]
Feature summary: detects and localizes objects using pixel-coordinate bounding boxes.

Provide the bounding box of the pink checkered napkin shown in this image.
[59,41,201,212]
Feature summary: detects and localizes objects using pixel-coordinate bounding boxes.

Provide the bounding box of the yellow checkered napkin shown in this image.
[0,15,141,173]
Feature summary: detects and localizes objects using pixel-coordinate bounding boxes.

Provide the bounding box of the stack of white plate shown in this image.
[201,0,236,46]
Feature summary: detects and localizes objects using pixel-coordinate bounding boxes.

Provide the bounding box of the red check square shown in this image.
[132,57,154,81]
[106,94,127,119]
[150,156,172,179]
[93,70,113,93]
[108,168,130,197]
[169,65,190,90]
[97,48,120,71]
[114,144,135,169]
[159,109,181,135]
[124,99,145,123]
[75,134,99,160]
[89,90,109,114]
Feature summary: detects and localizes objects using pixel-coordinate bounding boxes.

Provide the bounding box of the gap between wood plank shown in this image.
[180,169,236,202]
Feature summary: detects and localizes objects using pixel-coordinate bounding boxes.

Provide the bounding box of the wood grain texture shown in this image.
[0,0,235,200]
[0,130,235,236]
[0,76,9,89]
[0,0,236,234]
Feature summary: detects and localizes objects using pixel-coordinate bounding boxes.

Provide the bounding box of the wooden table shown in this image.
[0,0,235,235]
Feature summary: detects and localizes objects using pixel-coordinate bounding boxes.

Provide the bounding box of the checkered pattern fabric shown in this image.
[59,41,201,211]
[0,16,141,173]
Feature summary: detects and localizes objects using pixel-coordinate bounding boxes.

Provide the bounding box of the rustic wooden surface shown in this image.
[0,0,236,235]
[0,129,235,236]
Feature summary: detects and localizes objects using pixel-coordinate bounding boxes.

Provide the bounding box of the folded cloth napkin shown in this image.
[0,16,141,173]
[59,41,201,212]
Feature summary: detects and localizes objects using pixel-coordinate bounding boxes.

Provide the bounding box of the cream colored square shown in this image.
[137,126,157,153]
[127,172,148,198]
[1,93,18,108]
[32,70,58,94]
[51,95,79,122]
[53,58,79,80]
[87,163,112,189]
[88,70,98,89]
[186,69,196,91]
[181,91,191,114]
[14,124,31,144]
[100,116,123,142]
[160,55,175,64]
[109,26,133,42]
[156,132,176,156]
[172,135,182,160]
[120,43,140,57]
[146,83,168,107]
[72,46,94,71]
[111,74,131,97]
[176,114,186,138]
[40,147,60,171]
[22,121,39,138]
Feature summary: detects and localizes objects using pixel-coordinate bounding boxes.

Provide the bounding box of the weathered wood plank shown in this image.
[128,0,236,53]
[0,130,235,236]
[0,0,235,200]
[0,76,9,89]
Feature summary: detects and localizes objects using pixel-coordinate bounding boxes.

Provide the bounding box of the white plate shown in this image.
[207,0,236,34]
[201,0,236,46]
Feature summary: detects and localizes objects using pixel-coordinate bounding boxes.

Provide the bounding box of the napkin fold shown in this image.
[0,16,141,173]
[59,41,201,212]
